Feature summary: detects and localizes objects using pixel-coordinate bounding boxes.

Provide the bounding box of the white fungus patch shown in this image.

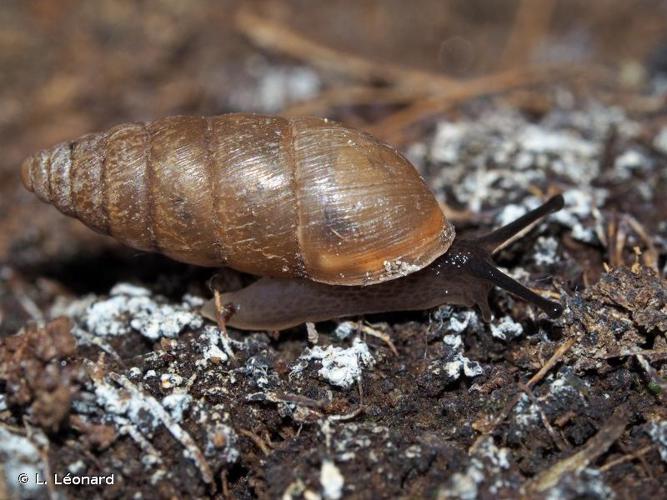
[495,198,540,227]
[404,445,422,459]
[443,353,484,379]
[196,325,233,366]
[320,459,345,500]
[0,427,46,495]
[92,378,160,431]
[439,437,511,499]
[160,373,184,389]
[427,105,616,212]
[242,356,273,389]
[552,189,605,244]
[438,333,483,381]
[443,333,463,350]
[450,311,478,333]
[613,149,648,179]
[512,393,542,429]
[544,467,614,500]
[512,372,590,437]
[331,423,386,463]
[203,422,240,464]
[333,321,356,340]
[382,259,422,279]
[61,283,203,340]
[110,283,151,297]
[430,121,467,164]
[161,394,192,423]
[182,293,205,308]
[229,60,321,113]
[292,337,375,389]
[648,420,667,463]
[517,124,600,184]
[653,127,667,155]
[438,308,481,335]
[67,459,86,474]
[533,236,560,266]
[490,316,524,341]
[430,308,484,380]
[421,103,647,252]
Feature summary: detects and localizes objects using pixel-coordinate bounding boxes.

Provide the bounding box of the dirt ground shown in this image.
[0,1,666,499]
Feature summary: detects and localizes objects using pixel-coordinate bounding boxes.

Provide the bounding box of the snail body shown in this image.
[22,113,563,331]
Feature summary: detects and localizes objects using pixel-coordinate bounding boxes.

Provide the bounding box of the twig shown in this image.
[235,7,460,92]
[221,469,231,499]
[272,392,329,409]
[599,444,654,472]
[6,269,44,323]
[239,428,271,456]
[527,337,577,388]
[282,85,423,117]
[600,348,667,361]
[72,327,122,362]
[476,336,578,435]
[359,322,398,356]
[327,407,364,423]
[524,407,629,494]
[367,64,576,144]
[89,368,215,486]
[306,322,319,344]
[116,417,164,465]
[624,214,659,273]
[214,290,236,360]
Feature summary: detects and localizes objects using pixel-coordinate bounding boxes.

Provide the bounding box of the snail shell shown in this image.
[21,114,455,285]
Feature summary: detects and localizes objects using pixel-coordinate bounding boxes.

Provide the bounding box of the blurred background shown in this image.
[1,0,666,333]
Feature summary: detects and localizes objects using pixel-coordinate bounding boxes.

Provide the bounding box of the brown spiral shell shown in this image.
[21,113,455,285]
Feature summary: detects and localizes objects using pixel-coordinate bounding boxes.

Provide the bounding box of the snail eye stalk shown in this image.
[476,195,564,254]
[449,195,565,319]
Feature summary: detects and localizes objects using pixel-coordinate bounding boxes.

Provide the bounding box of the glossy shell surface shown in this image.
[21,114,455,285]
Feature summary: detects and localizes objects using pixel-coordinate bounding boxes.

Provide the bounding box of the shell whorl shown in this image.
[21,114,454,285]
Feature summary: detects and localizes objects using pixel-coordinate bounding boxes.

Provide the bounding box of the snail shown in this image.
[21,113,563,331]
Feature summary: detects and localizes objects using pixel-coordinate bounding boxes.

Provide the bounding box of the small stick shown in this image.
[367,65,576,144]
[103,371,215,486]
[527,336,577,388]
[117,417,164,465]
[239,428,271,456]
[214,289,236,360]
[480,335,578,435]
[282,85,423,117]
[359,323,398,356]
[599,444,654,472]
[524,407,629,494]
[235,7,460,92]
[221,469,231,499]
[624,214,659,273]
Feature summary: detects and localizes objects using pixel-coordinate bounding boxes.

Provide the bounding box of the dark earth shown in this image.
[0,1,666,499]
